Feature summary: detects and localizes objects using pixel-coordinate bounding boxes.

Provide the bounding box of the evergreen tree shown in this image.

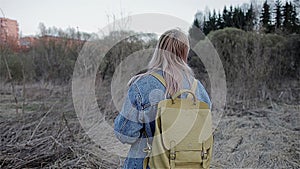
[294,0,300,18]
[291,3,300,33]
[233,7,240,28]
[223,6,230,27]
[189,17,206,43]
[204,10,217,35]
[210,10,218,31]
[193,18,200,28]
[229,6,247,30]
[283,1,293,33]
[228,6,234,27]
[260,0,272,33]
[245,3,255,31]
[240,8,246,30]
[223,6,234,27]
[274,0,282,30]
[203,16,210,35]
[217,12,225,29]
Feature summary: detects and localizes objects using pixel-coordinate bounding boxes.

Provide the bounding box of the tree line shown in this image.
[188,0,299,102]
[0,24,157,84]
[191,0,300,35]
[1,4,299,103]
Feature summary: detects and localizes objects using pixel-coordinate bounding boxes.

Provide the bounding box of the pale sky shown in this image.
[1,0,252,36]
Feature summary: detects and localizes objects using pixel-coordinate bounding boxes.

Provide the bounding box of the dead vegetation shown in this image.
[212,103,299,168]
[1,78,299,168]
[0,82,120,168]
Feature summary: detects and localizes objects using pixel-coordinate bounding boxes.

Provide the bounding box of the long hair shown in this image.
[130,29,194,96]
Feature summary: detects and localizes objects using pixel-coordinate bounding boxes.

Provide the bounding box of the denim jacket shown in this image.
[114,71,212,169]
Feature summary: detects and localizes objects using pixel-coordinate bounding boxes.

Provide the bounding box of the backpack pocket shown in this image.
[173,135,213,169]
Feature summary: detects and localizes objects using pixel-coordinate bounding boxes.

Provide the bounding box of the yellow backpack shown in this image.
[143,72,213,169]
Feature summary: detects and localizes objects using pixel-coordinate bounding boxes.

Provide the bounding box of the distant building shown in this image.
[19,36,37,51]
[39,35,85,47]
[0,17,19,46]
[0,17,86,52]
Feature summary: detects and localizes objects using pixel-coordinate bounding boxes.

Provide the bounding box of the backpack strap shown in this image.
[142,72,165,169]
[150,72,166,87]
[187,78,198,99]
[143,130,151,169]
[143,156,150,169]
[151,72,197,100]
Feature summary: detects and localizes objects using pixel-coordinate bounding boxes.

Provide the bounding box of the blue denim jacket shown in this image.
[114,71,212,169]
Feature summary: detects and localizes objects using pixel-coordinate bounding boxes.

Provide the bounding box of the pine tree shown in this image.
[217,12,224,29]
[233,7,244,29]
[210,10,218,31]
[274,0,282,30]
[223,6,230,27]
[203,16,210,35]
[245,3,255,31]
[203,10,218,35]
[189,17,206,43]
[193,18,200,28]
[283,1,293,33]
[228,6,234,27]
[291,3,300,33]
[294,0,300,17]
[240,8,247,30]
[260,0,272,33]
[233,7,240,28]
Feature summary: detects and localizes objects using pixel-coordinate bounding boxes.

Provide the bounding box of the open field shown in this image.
[0,81,299,168]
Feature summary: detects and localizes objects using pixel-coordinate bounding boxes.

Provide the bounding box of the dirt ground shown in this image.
[0,81,299,168]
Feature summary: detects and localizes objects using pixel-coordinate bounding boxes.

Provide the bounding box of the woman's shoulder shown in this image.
[130,73,154,86]
[129,70,165,93]
[195,79,206,91]
[131,70,162,84]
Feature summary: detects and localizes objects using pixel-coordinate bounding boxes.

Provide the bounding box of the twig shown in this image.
[3,54,19,114]
[21,57,26,116]
[62,112,76,141]
[28,101,58,142]
[49,135,64,148]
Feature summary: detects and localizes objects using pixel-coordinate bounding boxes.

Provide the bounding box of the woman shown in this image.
[114,29,211,169]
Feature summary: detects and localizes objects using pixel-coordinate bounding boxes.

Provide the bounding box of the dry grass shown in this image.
[0,80,299,168]
[212,103,299,168]
[0,82,120,168]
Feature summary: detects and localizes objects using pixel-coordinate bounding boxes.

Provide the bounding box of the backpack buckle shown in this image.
[201,150,208,160]
[143,142,152,156]
[170,152,176,160]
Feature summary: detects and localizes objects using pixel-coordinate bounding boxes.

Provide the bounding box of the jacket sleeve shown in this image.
[114,83,144,144]
[197,80,212,109]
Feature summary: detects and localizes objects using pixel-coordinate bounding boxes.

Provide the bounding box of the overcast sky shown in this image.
[2,0,253,36]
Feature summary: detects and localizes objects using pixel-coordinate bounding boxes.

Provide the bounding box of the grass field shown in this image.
[0,81,299,168]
